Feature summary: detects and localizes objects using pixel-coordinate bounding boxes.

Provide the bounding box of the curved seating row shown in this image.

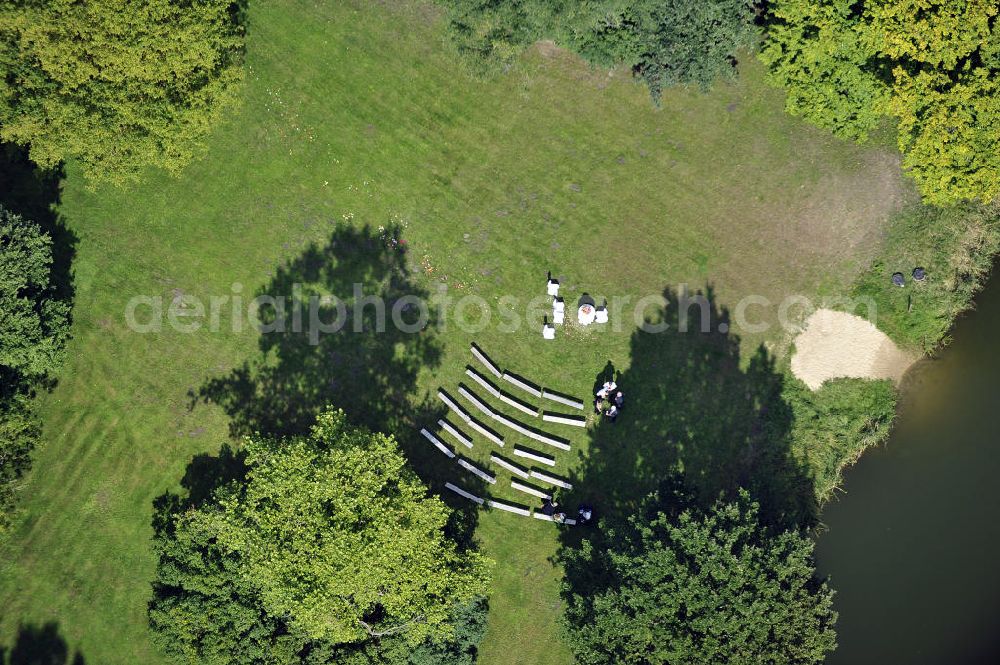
[444,481,575,525]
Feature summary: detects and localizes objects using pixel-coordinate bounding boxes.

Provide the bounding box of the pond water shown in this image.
[816,274,1000,665]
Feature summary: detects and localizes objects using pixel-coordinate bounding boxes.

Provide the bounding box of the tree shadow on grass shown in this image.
[563,285,816,534]
[0,143,76,307]
[556,285,817,610]
[0,621,85,665]
[150,443,248,538]
[194,223,441,439]
[189,223,482,543]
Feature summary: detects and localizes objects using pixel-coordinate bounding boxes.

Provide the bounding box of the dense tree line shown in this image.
[148,410,492,665]
[0,0,244,185]
[562,487,837,664]
[0,206,70,533]
[438,0,760,97]
[440,0,998,205]
[762,0,1000,204]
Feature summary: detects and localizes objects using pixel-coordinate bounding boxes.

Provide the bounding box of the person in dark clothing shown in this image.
[613,391,624,409]
[540,498,557,516]
[577,504,594,524]
[605,404,618,423]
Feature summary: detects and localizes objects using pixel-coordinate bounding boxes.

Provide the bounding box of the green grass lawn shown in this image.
[0,1,913,663]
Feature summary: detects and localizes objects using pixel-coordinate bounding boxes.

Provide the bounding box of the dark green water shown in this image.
[817,278,1000,665]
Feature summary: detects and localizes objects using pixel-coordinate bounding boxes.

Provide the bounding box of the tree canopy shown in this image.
[562,489,837,665]
[438,0,759,97]
[0,206,70,386]
[762,0,1000,205]
[149,410,492,664]
[0,0,244,185]
[0,205,70,533]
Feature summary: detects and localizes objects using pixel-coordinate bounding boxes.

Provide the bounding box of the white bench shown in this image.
[526,430,571,451]
[502,372,543,398]
[445,482,484,505]
[438,389,471,422]
[532,513,577,526]
[511,480,551,500]
[467,416,504,447]
[457,457,497,484]
[498,390,537,417]
[491,411,532,437]
[421,428,455,458]
[530,470,573,489]
[470,344,502,378]
[542,412,587,428]
[458,385,495,419]
[465,366,501,397]
[513,446,555,467]
[492,414,569,451]
[487,499,531,516]
[541,388,584,410]
[489,454,530,479]
[438,419,473,448]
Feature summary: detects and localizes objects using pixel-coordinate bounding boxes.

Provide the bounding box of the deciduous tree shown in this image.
[562,489,837,665]
[0,205,70,532]
[0,206,70,385]
[149,410,492,664]
[762,0,1000,204]
[438,0,758,97]
[0,0,244,185]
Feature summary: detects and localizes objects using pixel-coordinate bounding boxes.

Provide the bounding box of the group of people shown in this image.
[594,380,624,423]
[540,497,594,525]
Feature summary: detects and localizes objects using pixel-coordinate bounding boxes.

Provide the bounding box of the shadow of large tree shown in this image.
[195,223,442,439]
[188,223,481,538]
[565,286,816,531]
[0,621,85,665]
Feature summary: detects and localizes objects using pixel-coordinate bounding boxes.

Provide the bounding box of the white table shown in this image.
[578,304,596,325]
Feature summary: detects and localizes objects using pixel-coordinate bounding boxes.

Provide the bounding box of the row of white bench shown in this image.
[444,481,577,525]
[464,375,585,429]
[438,418,473,448]
[438,389,505,446]
[466,366,541,418]
[513,445,555,467]
[423,428,499,486]
[465,365,536,415]
[457,457,497,484]
[542,412,587,428]
[456,385,571,452]
[424,431,575,492]
[470,344,585,411]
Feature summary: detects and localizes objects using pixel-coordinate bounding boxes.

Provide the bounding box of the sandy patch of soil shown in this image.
[791,309,916,390]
